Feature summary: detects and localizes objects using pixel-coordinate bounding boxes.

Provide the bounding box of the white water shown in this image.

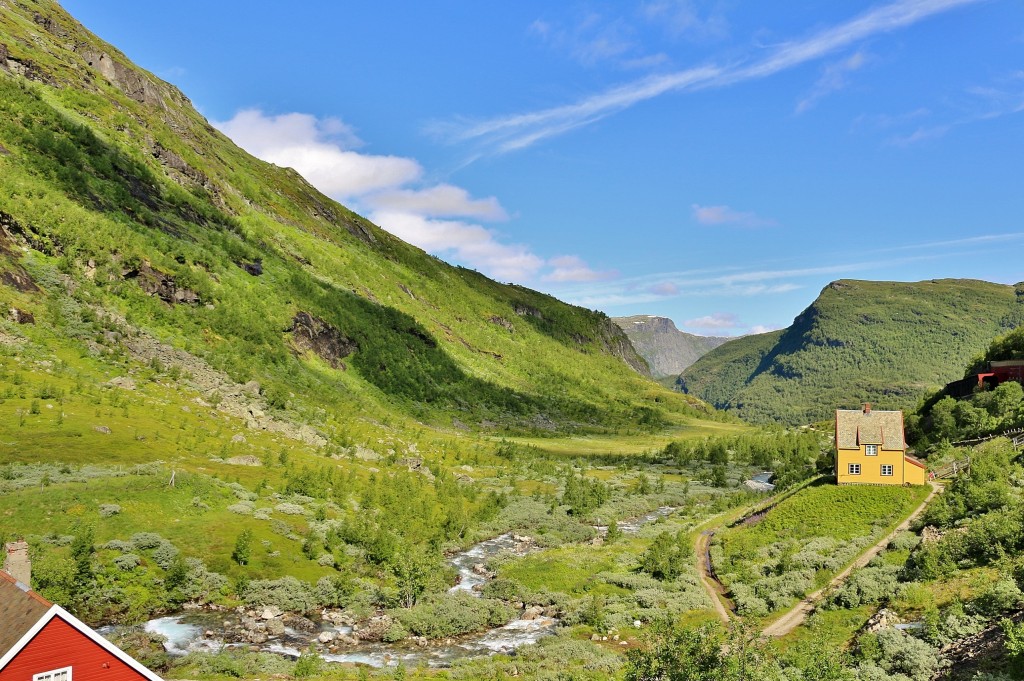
[140,507,673,668]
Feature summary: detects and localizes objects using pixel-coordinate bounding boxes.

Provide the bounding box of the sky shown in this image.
[60,0,1024,336]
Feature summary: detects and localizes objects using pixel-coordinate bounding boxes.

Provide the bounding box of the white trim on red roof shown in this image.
[0,604,163,681]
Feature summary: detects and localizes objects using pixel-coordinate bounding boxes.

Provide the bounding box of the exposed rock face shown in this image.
[123,262,200,305]
[488,316,514,332]
[238,260,263,276]
[149,140,211,190]
[612,316,730,378]
[76,46,165,108]
[597,318,652,377]
[290,312,358,369]
[7,308,34,324]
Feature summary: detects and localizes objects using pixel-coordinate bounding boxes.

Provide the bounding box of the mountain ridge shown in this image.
[612,315,729,378]
[678,278,1024,425]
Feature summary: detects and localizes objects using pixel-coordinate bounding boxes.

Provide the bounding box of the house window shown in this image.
[34,668,71,681]
[881,465,893,477]
[865,445,878,456]
[848,463,861,475]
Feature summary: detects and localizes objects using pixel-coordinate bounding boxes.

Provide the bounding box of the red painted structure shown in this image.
[945,359,1024,398]
[0,616,157,681]
[0,571,162,681]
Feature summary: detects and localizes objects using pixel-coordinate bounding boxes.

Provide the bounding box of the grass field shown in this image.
[712,481,930,618]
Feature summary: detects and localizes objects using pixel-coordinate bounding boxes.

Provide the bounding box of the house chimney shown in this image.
[863,402,872,414]
[3,540,31,586]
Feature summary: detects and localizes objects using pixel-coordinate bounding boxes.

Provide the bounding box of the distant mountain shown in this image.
[678,279,1024,425]
[613,316,729,378]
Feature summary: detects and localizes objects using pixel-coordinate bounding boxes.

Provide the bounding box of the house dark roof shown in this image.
[835,409,906,450]
[0,568,51,655]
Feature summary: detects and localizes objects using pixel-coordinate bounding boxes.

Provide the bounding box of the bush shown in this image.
[857,628,940,681]
[130,532,165,550]
[99,504,121,517]
[975,575,1024,616]
[227,502,254,515]
[392,593,515,638]
[113,553,140,571]
[152,541,179,569]
[241,576,318,612]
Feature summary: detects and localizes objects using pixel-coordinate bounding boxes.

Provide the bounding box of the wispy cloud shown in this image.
[214,109,606,284]
[550,229,1024,310]
[542,255,618,283]
[684,312,739,329]
[641,0,729,42]
[796,50,870,114]
[692,203,775,227]
[887,73,1024,146]
[435,0,980,157]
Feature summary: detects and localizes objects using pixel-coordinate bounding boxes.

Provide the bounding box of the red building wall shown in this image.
[0,616,151,681]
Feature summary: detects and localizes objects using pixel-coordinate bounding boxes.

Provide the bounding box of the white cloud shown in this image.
[215,109,420,198]
[363,184,507,221]
[692,203,775,227]
[216,109,606,285]
[796,50,870,114]
[749,324,778,334]
[641,0,729,42]
[542,255,617,283]
[684,312,739,330]
[529,11,636,67]
[369,210,545,281]
[649,281,680,296]
[437,0,980,156]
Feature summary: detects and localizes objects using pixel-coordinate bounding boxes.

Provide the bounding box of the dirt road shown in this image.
[762,481,940,637]
[695,529,732,623]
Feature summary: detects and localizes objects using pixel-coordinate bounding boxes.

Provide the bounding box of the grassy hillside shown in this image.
[613,315,729,378]
[0,0,729,442]
[679,279,1024,425]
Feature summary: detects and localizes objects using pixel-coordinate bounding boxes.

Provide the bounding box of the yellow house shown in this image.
[835,404,926,486]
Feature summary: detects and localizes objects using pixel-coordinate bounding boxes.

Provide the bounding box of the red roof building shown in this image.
[0,556,162,681]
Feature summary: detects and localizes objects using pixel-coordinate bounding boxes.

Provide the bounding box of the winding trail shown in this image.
[695,529,731,623]
[762,481,941,637]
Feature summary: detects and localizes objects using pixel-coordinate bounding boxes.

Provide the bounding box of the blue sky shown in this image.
[62,0,1024,335]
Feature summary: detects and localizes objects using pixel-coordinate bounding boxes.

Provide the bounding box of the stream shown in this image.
[138,508,675,668]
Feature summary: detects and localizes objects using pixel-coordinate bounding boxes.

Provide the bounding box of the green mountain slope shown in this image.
[678,279,1024,425]
[612,315,729,378]
[0,0,720,448]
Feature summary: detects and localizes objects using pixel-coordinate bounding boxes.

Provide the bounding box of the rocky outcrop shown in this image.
[123,262,200,305]
[598,317,651,377]
[612,316,729,378]
[290,312,358,369]
[8,308,34,324]
[102,311,327,447]
[76,46,165,108]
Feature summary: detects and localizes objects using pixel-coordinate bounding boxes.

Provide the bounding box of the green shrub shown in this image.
[391,593,515,638]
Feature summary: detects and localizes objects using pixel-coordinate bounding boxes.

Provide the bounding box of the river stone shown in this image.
[265,618,285,636]
[261,606,282,620]
[522,606,544,621]
[318,631,335,644]
[286,614,317,632]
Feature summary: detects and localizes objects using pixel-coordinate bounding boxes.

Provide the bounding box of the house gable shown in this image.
[0,611,161,681]
[0,571,162,681]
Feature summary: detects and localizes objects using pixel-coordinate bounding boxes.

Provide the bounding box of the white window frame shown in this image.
[864,445,878,456]
[881,464,893,477]
[34,667,71,681]
[848,463,861,475]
